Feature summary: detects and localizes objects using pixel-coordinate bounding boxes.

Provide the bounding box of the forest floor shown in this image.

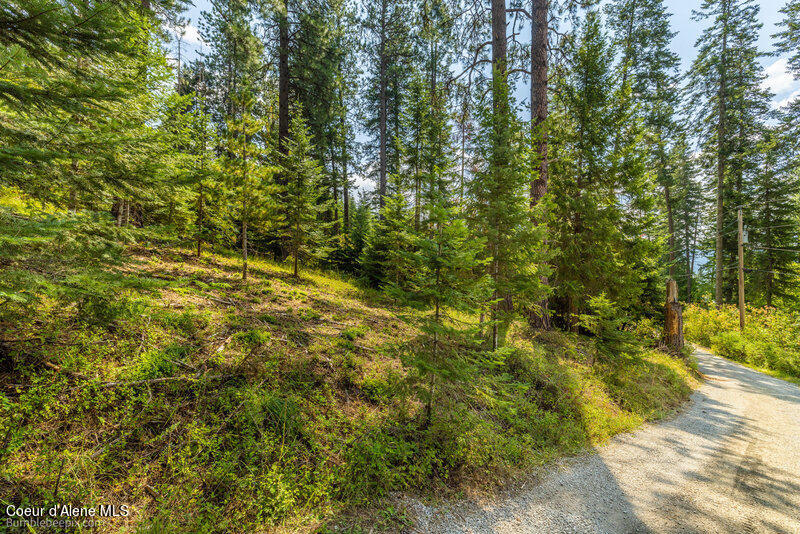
[1,246,698,532]
[409,347,800,533]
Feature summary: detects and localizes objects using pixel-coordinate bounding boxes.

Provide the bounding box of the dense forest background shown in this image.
[2,0,800,530]
[3,0,800,324]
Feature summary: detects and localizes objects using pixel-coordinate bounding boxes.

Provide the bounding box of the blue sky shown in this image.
[171,0,800,109]
[662,0,800,107]
[168,0,798,193]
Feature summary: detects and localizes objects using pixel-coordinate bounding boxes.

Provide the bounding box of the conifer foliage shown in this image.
[3,5,800,516]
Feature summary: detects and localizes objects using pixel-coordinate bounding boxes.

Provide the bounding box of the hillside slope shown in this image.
[409,348,800,533]
[1,247,696,532]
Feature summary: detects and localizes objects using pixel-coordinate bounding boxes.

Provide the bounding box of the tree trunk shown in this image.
[242,217,248,280]
[689,211,699,303]
[715,1,728,307]
[665,184,675,278]
[197,127,207,258]
[378,0,388,212]
[530,0,549,205]
[683,201,692,303]
[278,1,290,159]
[491,0,508,113]
[620,0,637,89]
[342,122,349,237]
[342,130,350,239]
[242,110,248,281]
[330,144,340,235]
[765,184,774,307]
[490,0,507,350]
[293,221,300,277]
[414,152,421,231]
[197,182,204,258]
[664,279,684,351]
[528,0,551,330]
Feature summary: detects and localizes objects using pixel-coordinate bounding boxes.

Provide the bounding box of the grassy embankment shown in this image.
[685,304,800,385]
[1,214,697,532]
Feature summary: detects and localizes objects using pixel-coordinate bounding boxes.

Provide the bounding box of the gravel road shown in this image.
[407,348,800,533]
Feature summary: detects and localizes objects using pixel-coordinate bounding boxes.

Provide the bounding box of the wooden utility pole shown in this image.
[737,208,745,330]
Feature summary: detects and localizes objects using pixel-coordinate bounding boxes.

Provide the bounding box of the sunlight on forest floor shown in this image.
[1,247,697,532]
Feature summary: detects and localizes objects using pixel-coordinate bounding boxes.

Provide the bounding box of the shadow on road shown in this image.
[412,348,800,533]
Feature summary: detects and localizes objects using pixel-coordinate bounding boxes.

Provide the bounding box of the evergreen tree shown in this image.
[282,114,331,277]
[749,127,800,305]
[188,102,230,258]
[345,193,373,270]
[606,0,681,278]
[686,0,770,305]
[775,0,800,131]
[222,93,272,280]
[390,192,487,427]
[361,0,414,209]
[668,136,705,303]
[549,11,659,325]
[0,1,173,207]
[470,76,549,348]
[360,190,415,288]
[402,70,454,232]
[198,0,264,131]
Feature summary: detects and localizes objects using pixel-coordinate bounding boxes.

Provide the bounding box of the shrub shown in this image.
[632,317,661,348]
[232,328,271,348]
[685,304,800,380]
[710,331,748,360]
[341,430,417,500]
[340,325,367,341]
[131,345,186,379]
[578,294,640,362]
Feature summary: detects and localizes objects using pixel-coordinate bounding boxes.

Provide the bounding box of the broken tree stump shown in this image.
[664,278,684,351]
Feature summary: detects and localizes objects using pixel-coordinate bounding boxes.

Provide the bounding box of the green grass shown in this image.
[0,246,697,533]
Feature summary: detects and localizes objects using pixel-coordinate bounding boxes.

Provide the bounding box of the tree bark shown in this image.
[293,221,300,277]
[197,126,207,258]
[715,0,728,307]
[278,1,290,160]
[342,114,350,237]
[665,184,675,278]
[528,0,551,330]
[490,0,507,350]
[664,279,684,351]
[241,110,248,281]
[197,182,204,258]
[378,0,388,212]
[530,0,548,205]
[491,0,508,113]
[689,211,699,303]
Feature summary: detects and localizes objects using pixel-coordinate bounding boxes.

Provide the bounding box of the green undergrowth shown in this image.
[0,247,697,533]
[685,304,800,384]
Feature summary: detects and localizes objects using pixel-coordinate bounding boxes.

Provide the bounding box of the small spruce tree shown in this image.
[282,114,331,277]
[359,189,415,289]
[389,184,488,427]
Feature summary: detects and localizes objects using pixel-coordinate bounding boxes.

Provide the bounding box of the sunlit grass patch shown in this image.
[0,246,697,533]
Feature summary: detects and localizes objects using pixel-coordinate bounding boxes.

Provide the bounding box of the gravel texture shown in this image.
[407,348,800,533]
